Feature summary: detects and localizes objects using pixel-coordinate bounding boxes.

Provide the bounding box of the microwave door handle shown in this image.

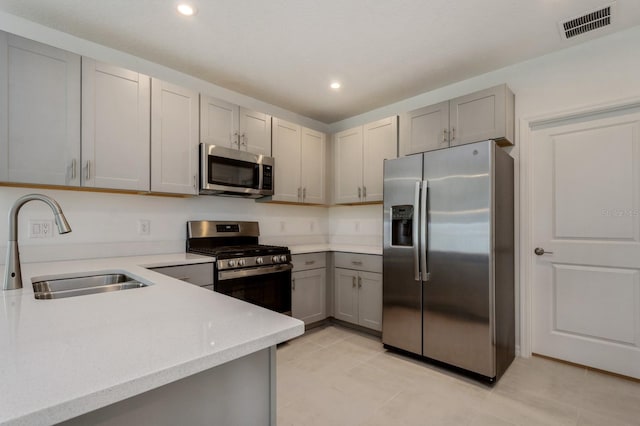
[420,180,430,282]
[413,181,421,281]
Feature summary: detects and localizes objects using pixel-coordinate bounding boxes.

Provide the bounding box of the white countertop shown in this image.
[0,253,304,426]
[289,244,382,255]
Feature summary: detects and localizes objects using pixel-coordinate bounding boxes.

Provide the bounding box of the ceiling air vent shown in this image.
[559,2,615,40]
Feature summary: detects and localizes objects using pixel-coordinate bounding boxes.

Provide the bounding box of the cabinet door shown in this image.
[300,127,326,204]
[400,101,449,155]
[82,59,150,191]
[357,271,383,331]
[334,268,358,324]
[363,116,397,202]
[151,79,199,195]
[292,268,327,324]
[239,107,272,156]
[334,127,363,204]
[200,95,239,149]
[271,118,301,202]
[449,84,508,146]
[0,33,80,185]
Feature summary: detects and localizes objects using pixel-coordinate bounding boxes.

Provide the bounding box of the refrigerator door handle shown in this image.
[420,180,430,282]
[413,181,421,281]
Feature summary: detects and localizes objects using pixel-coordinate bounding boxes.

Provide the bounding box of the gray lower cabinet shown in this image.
[333,253,382,331]
[291,253,327,324]
[149,263,214,290]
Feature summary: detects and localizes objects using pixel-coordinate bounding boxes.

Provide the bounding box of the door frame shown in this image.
[519,96,640,358]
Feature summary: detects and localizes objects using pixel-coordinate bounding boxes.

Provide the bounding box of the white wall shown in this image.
[0,187,329,263]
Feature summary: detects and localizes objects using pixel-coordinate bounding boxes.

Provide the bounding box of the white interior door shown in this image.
[532,108,640,378]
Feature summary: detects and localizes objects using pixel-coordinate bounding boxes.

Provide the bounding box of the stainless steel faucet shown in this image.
[3,194,72,291]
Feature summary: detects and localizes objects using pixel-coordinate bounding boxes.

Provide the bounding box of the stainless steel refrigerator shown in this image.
[382,140,515,381]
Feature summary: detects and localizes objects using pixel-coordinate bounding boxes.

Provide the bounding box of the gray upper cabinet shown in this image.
[200,95,272,156]
[271,118,326,204]
[82,58,151,191]
[449,84,514,147]
[0,32,81,186]
[400,84,514,156]
[400,101,450,155]
[334,116,398,204]
[151,79,199,195]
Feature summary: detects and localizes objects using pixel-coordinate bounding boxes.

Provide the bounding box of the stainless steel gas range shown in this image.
[186,221,292,314]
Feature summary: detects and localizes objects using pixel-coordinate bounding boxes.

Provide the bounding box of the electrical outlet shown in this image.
[29,220,54,238]
[138,219,151,236]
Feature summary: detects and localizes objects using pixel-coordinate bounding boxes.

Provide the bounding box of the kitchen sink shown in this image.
[32,273,149,300]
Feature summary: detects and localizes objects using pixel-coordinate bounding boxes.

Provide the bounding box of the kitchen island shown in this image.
[0,253,304,425]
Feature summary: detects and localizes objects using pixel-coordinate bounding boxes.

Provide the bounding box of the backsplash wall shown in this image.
[0,187,343,263]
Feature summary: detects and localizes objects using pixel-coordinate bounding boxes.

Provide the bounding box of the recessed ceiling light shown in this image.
[330,82,341,90]
[177,4,196,16]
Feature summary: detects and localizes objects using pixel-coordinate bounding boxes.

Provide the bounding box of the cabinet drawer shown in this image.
[334,252,382,273]
[292,252,326,271]
[150,263,214,286]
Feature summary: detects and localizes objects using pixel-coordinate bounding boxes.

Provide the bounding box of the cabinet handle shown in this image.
[443,129,448,143]
[362,186,366,198]
[451,127,455,141]
[292,278,296,290]
[352,276,356,288]
[297,187,302,201]
[303,187,306,201]
[305,260,315,265]
[358,187,362,199]
[351,260,363,266]
[358,276,362,288]
[84,160,91,180]
[193,175,197,190]
[70,158,77,181]
[232,131,239,147]
[240,133,247,147]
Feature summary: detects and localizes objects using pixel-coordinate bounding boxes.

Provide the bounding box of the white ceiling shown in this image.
[1,0,639,123]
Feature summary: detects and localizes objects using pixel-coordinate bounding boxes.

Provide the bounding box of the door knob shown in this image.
[534,247,553,256]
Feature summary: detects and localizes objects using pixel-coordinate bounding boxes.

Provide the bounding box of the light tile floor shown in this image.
[276,325,640,426]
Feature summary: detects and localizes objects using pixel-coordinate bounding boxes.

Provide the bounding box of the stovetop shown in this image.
[186,221,291,270]
[188,244,290,259]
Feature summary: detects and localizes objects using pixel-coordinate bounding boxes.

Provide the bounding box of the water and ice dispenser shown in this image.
[391,205,414,247]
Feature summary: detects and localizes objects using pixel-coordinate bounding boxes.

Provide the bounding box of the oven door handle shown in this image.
[217,263,293,280]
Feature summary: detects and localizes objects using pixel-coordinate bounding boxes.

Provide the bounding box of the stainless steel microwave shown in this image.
[200,144,274,198]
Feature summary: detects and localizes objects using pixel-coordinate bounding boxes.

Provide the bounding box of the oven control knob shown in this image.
[228,260,236,267]
[238,259,246,267]
[272,256,279,263]
[280,255,288,263]
[256,257,264,264]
